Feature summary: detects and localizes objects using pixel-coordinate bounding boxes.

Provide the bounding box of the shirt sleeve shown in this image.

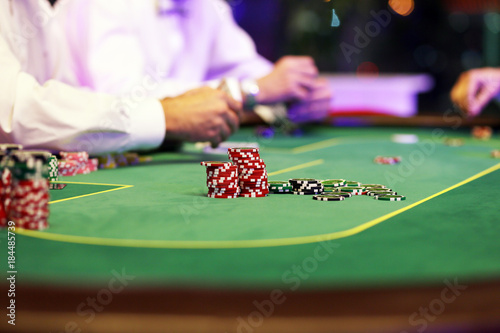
[203,0,274,81]
[0,35,166,154]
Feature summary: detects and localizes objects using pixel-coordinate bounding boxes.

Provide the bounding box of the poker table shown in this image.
[2,123,500,333]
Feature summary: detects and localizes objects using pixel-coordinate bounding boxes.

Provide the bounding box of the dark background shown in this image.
[231,0,500,115]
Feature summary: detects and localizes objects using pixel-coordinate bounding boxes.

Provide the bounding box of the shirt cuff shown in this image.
[126,98,166,151]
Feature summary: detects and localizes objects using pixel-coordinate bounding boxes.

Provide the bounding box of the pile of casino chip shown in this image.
[201,147,269,199]
[471,126,493,141]
[202,161,240,199]
[0,146,52,230]
[59,151,98,176]
[288,179,324,195]
[374,156,402,165]
[269,178,406,202]
[57,152,147,175]
[228,147,268,198]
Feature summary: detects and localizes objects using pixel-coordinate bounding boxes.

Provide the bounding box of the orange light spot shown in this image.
[389,0,415,16]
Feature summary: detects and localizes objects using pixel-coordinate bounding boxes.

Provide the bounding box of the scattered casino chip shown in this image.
[491,150,500,159]
[288,178,324,195]
[360,184,385,189]
[321,179,346,187]
[98,153,116,169]
[313,194,345,201]
[340,186,364,193]
[289,178,320,184]
[265,175,405,203]
[114,154,129,167]
[471,126,493,141]
[444,138,464,147]
[335,192,353,198]
[374,156,402,165]
[375,195,406,201]
[368,190,397,197]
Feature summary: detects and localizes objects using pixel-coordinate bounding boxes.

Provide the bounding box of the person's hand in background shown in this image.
[162,87,242,148]
[287,78,332,123]
[451,67,500,117]
[256,56,319,104]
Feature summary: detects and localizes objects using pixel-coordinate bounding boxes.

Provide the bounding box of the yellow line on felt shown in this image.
[51,181,132,187]
[267,159,324,177]
[18,163,500,249]
[49,186,133,205]
[292,138,343,154]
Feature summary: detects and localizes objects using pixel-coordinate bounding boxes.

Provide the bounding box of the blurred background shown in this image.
[231,0,500,117]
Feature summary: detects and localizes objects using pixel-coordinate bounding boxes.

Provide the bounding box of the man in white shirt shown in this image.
[70,0,331,123]
[0,0,331,154]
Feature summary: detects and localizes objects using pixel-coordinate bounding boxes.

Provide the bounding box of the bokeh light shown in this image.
[356,62,379,79]
[331,9,340,27]
[448,12,470,33]
[485,12,500,34]
[389,0,415,16]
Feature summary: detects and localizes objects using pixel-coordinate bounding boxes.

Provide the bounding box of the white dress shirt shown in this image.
[0,0,273,153]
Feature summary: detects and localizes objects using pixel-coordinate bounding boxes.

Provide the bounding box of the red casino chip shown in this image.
[207,193,239,199]
[200,161,233,167]
[208,188,240,195]
[228,147,259,153]
[88,158,99,172]
[239,193,268,198]
[59,160,79,176]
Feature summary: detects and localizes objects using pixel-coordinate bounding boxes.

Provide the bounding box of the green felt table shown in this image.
[2,126,500,333]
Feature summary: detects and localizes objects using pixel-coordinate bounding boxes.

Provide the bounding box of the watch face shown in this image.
[242,80,260,96]
[248,85,260,95]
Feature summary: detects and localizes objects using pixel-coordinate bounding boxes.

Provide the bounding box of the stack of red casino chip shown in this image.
[228,147,269,198]
[0,162,12,228]
[9,151,50,230]
[88,158,99,172]
[0,144,23,228]
[60,151,90,175]
[374,156,402,165]
[10,179,49,230]
[201,161,239,199]
[58,159,79,176]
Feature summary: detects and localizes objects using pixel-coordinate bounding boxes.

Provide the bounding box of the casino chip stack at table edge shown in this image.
[2,148,51,230]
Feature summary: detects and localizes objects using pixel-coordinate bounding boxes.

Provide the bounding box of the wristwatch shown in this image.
[240,79,260,111]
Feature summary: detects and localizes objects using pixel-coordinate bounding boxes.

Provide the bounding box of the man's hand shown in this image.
[257,56,319,104]
[287,78,332,123]
[451,67,500,117]
[161,87,242,148]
